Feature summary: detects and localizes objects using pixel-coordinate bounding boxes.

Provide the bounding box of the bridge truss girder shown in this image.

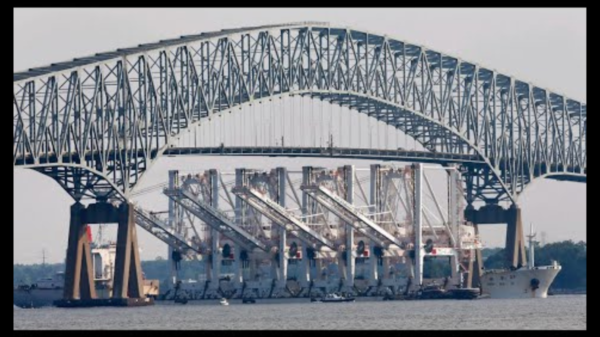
[14,22,586,207]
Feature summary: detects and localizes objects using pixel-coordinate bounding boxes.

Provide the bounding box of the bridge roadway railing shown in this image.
[134,206,204,256]
[163,187,268,252]
[231,186,335,250]
[300,185,403,249]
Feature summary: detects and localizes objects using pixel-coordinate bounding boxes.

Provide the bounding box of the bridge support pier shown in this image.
[62,202,97,302]
[56,202,153,308]
[112,203,145,300]
[464,204,527,288]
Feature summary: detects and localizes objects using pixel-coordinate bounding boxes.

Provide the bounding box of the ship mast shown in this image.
[526,223,536,269]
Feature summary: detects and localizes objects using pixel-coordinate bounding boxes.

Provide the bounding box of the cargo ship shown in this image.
[480,224,561,299]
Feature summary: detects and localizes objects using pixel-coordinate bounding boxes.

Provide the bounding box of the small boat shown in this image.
[320,293,355,303]
[219,298,229,306]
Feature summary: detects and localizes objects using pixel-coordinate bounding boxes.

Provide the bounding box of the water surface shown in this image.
[14,295,586,330]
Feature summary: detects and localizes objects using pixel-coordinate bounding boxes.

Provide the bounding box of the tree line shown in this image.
[483,240,586,290]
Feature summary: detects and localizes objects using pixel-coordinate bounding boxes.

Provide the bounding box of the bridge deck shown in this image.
[166,147,484,165]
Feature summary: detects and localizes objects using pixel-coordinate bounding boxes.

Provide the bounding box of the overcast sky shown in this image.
[14,8,586,264]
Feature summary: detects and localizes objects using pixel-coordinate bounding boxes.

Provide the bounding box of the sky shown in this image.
[13,8,586,264]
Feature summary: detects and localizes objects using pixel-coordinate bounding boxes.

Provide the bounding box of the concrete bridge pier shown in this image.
[464,204,527,288]
[61,202,97,303]
[56,201,152,307]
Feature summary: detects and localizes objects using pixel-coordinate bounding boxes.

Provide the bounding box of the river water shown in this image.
[14,295,585,330]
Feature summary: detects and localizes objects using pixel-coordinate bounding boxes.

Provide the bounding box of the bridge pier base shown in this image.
[61,202,97,302]
[55,201,153,308]
[464,204,527,288]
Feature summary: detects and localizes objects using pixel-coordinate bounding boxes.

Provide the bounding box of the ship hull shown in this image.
[13,280,158,308]
[14,289,62,308]
[480,266,561,299]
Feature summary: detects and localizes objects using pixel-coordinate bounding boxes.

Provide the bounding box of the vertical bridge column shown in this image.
[63,202,96,301]
[506,206,527,269]
[112,202,145,300]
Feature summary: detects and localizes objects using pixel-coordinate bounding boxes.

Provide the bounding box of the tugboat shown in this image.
[320,293,355,303]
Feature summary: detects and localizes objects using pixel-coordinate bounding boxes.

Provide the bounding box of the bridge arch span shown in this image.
[14,22,586,205]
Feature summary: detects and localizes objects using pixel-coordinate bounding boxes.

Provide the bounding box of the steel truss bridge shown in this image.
[14,22,586,207]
